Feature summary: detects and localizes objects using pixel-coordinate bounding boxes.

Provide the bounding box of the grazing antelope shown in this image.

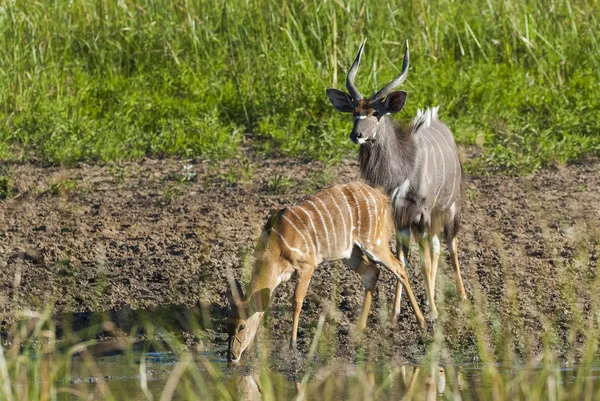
[326,40,467,320]
[226,181,425,362]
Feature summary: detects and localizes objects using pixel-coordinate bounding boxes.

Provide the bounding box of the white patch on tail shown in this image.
[413,106,440,132]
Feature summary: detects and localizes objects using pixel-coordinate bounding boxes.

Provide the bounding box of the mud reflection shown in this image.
[400,366,453,401]
[70,353,598,401]
[230,363,465,401]
[234,373,262,401]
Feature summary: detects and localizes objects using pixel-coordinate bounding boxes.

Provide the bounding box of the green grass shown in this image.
[0,0,598,173]
[0,298,598,401]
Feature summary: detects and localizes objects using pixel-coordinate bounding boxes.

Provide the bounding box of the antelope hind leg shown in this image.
[343,247,378,331]
[430,234,441,298]
[447,236,467,300]
[393,229,411,320]
[369,245,426,329]
[416,233,438,320]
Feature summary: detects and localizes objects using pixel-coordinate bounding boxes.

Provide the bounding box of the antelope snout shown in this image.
[228,351,241,363]
[350,132,362,144]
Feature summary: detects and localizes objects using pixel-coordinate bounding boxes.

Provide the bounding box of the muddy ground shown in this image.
[0,154,598,363]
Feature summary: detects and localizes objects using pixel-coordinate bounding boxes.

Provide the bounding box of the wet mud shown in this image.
[0,156,598,363]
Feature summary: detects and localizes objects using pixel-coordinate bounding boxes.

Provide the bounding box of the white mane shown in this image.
[412,106,440,132]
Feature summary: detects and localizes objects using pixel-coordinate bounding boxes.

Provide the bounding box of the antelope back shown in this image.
[409,110,462,222]
[272,181,393,262]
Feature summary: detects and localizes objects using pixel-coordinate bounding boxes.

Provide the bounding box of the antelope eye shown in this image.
[238,324,246,332]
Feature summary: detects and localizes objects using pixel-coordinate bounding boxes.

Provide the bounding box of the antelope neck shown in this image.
[359,116,416,191]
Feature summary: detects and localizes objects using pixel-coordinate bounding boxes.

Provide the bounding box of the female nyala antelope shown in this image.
[326,41,467,320]
[226,181,425,362]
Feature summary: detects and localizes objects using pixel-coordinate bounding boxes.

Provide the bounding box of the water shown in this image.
[66,351,600,400]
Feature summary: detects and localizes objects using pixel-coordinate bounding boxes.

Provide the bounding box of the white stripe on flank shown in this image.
[335,186,354,250]
[349,183,361,237]
[287,208,317,255]
[431,124,457,208]
[358,182,379,243]
[282,213,312,256]
[307,200,331,256]
[427,126,447,206]
[315,196,337,252]
[272,229,304,256]
[325,191,346,252]
[295,205,321,255]
[353,183,372,242]
[420,133,439,204]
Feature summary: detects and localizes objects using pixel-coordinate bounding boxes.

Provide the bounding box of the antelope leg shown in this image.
[291,265,315,348]
[447,236,467,300]
[417,234,437,320]
[343,247,378,331]
[430,234,441,297]
[393,229,411,320]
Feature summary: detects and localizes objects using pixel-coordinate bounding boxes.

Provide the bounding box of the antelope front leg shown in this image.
[291,265,315,349]
[418,235,438,320]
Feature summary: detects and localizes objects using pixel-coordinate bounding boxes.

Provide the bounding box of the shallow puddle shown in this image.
[65,351,600,400]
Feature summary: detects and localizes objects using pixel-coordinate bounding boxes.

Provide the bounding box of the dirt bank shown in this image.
[0,156,598,362]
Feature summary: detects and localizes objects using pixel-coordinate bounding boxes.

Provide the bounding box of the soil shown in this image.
[0,154,598,364]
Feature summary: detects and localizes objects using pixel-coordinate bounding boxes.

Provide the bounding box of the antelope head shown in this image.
[326,40,410,144]
[225,279,271,362]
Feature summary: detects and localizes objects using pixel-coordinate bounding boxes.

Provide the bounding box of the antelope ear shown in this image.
[226,279,245,307]
[384,91,407,114]
[249,288,271,313]
[326,88,354,113]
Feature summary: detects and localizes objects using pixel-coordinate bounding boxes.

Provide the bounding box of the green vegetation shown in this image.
[0,215,597,400]
[0,175,10,199]
[0,291,598,400]
[266,174,294,194]
[0,0,598,173]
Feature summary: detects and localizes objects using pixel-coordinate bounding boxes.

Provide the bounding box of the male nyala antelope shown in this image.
[326,40,467,320]
[226,181,425,362]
